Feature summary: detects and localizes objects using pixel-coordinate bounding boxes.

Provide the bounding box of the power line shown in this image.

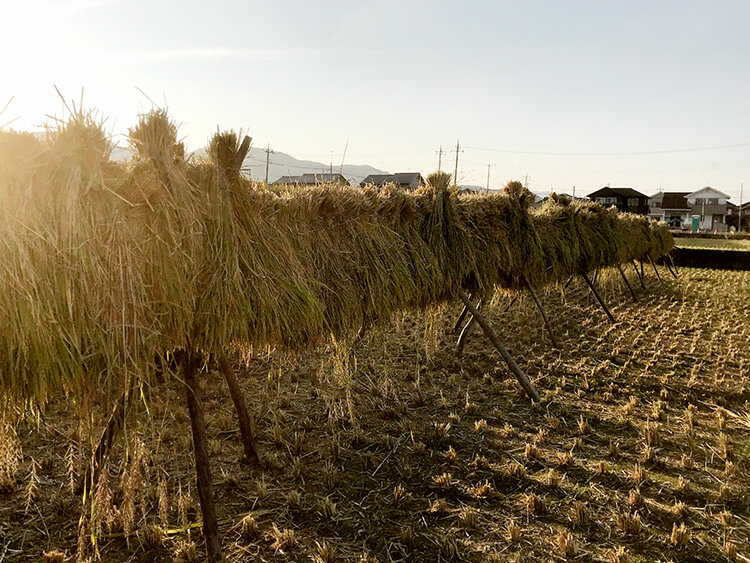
[463,142,750,157]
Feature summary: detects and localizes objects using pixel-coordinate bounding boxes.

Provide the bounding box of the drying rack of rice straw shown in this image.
[0,109,675,562]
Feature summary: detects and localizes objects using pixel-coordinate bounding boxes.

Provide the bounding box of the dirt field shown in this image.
[1,266,749,562]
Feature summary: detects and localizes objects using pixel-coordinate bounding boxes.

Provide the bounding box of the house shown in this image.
[587,186,649,214]
[648,187,734,231]
[361,172,425,191]
[648,192,692,228]
[271,173,350,186]
[737,201,750,231]
[685,187,732,231]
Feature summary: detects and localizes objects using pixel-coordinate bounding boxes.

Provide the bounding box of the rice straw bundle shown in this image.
[0,110,673,415]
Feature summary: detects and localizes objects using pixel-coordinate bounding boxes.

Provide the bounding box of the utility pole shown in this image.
[486,163,495,191]
[339,140,349,175]
[452,140,463,187]
[524,174,529,189]
[264,144,274,185]
[572,185,576,198]
[436,145,444,172]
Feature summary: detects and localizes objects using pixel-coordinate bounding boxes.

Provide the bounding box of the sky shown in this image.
[2,0,749,200]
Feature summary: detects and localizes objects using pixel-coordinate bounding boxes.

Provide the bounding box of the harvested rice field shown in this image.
[2,266,748,562]
[674,238,750,252]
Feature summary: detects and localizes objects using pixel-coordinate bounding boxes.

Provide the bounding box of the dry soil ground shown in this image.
[1,266,749,562]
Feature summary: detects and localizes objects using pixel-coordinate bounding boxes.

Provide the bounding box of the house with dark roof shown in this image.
[271,173,350,186]
[360,173,425,191]
[648,191,692,228]
[587,186,649,214]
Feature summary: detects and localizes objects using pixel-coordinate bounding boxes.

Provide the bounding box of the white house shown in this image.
[686,187,732,231]
[649,187,733,231]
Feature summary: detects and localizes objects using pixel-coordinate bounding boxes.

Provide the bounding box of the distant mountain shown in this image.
[32,135,389,182]
[240,147,387,184]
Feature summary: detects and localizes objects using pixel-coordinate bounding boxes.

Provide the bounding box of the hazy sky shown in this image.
[2,0,749,199]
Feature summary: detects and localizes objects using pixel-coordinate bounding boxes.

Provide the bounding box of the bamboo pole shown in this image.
[581,271,616,323]
[457,298,483,353]
[669,253,679,278]
[616,263,637,302]
[184,356,223,563]
[525,281,557,346]
[452,305,470,335]
[217,354,259,466]
[457,289,541,403]
[664,254,678,279]
[647,255,664,284]
[632,260,646,290]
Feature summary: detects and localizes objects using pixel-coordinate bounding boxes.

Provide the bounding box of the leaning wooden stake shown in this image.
[647,255,664,284]
[184,356,223,563]
[457,298,483,353]
[218,354,259,466]
[669,253,679,278]
[632,260,646,290]
[457,290,541,403]
[452,304,470,335]
[581,271,616,324]
[664,254,678,279]
[525,281,557,346]
[616,263,637,302]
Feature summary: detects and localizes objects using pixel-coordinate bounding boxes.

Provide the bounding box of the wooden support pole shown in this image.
[581,271,616,324]
[452,305,469,335]
[664,254,678,279]
[184,356,223,563]
[632,260,646,290]
[616,263,637,302]
[457,299,483,353]
[560,276,574,304]
[525,281,557,346]
[669,253,679,278]
[218,353,259,466]
[457,290,541,403]
[647,255,664,284]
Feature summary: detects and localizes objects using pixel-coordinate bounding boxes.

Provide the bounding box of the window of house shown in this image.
[627,198,640,207]
[596,197,617,205]
[695,197,719,205]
